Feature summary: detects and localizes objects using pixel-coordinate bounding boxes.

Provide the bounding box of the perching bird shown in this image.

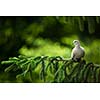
[71,40,85,62]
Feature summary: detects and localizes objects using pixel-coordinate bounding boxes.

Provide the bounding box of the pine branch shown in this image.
[1,55,100,83]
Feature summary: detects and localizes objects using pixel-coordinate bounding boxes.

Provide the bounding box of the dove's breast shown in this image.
[71,46,85,59]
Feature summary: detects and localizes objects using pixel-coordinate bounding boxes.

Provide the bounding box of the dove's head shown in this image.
[73,40,80,46]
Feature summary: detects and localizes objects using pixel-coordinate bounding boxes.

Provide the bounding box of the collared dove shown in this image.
[71,40,85,62]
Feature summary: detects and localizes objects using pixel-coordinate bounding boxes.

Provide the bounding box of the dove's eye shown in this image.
[74,41,77,43]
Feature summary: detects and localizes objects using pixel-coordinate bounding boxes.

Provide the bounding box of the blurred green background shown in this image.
[0,16,100,82]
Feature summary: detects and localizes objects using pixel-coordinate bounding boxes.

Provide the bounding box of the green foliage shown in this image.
[57,16,100,34]
[85,39,100,64]
[2,55,100,83]
[0,16,100,82]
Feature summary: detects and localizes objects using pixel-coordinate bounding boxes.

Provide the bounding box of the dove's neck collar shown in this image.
[75,44,80,47]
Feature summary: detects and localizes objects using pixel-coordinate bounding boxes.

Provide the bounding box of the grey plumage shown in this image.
[71,40,85,62]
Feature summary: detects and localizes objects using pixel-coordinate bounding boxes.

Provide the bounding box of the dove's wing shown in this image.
[80,46,85,57]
